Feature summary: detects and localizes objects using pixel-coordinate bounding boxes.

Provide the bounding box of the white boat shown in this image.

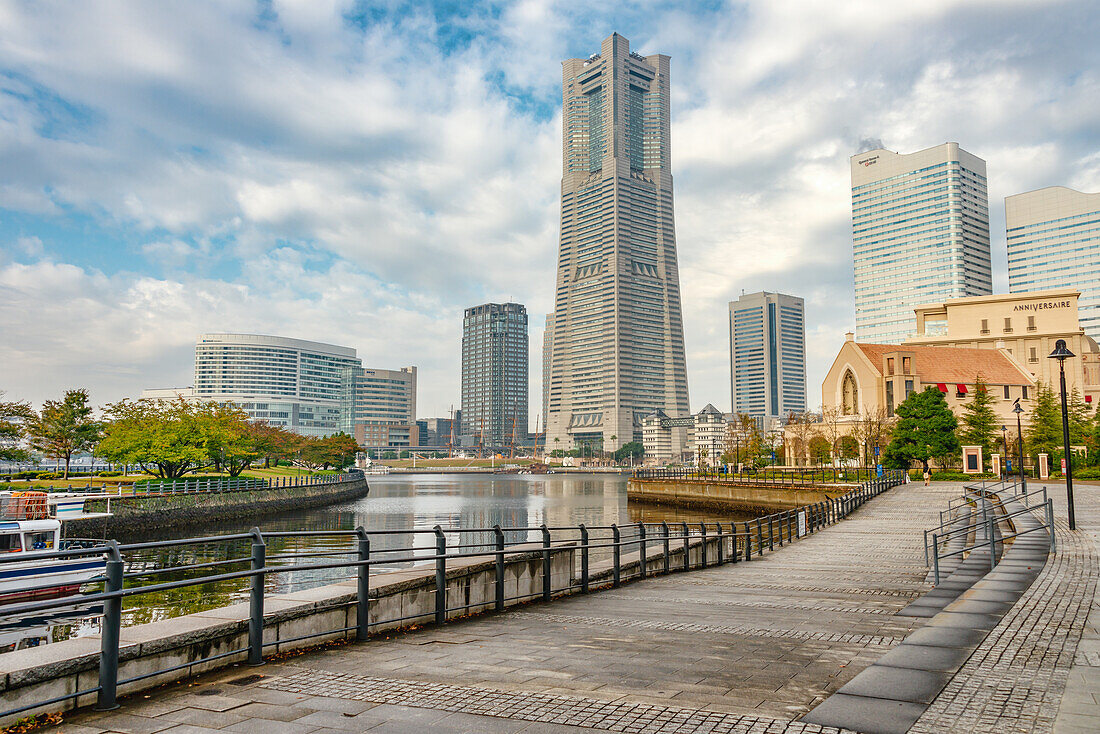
[0,492,106,604]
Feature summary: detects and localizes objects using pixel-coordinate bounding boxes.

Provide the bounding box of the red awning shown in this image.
[936,383,948,393]
[1087,395,1094,403]
[957,384,968,394]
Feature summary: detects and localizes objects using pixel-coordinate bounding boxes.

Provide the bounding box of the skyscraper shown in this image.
[461,303,529,447]
[1006,186,1100,341]
[729,292,807,420]
[339,365,417,448]
[544,33,690,453]
[851,143,992,343]
[541,313,554,433]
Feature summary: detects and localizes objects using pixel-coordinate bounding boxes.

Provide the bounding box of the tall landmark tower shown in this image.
[544,33,690,453]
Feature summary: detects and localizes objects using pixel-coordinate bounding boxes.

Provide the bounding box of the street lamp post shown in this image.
[1049,339,1077,530]
[1013,399,1026,495]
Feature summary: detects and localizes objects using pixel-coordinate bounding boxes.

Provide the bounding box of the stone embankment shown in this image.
[65,478,370,537]
[628,476,851,514]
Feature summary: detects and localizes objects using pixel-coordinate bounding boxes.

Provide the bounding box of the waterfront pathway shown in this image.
[50,481,1100,734]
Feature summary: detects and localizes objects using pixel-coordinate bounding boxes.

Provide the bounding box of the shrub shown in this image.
[96,471,123,477]
[36,472,61,480]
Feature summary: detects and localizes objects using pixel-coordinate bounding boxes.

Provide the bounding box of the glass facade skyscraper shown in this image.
[461,303,529,447]
[851,143,992,343]
[729,292,807,420]
[1006,186,1100,341]
[544,33,690,453]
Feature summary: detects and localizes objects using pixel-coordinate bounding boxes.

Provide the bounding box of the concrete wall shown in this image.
[65,479,370,538]
[627,479,843,514]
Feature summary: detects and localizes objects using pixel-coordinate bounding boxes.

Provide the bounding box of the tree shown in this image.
[808,436,831,466]
[818,407,845,467]
[838,435,860,463]
[786,412,819,467]
[1067,387,1092,445]
[882,387,959,472]
[0,393,33,462]
[1025,382,1062,460]
[850,408,894,465]
[958,375,998,462]
[203,404,262,477]
[613,441,644,463]
[98,398,213,479]
[25,389,101,478]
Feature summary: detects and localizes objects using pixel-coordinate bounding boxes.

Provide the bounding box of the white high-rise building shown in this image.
[851,143,992,343]
[1006,186,1100,341]
[192,333,361,436]
[729,292,807,420]
[544,33,690,454]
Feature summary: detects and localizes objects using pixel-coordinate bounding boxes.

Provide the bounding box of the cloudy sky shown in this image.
[2,0,1099,424]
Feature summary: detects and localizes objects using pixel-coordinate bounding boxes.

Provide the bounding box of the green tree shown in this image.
[882,387,960,472]
[958,375,998,461]
[1025,382,1062,459]
[203,404,263,477]
[98,398,214,479]
[0,392,33,462]
[614,441,644,463]
[809,436,831,465]
[25,389,101,479]
[837,435,860,462]
[1067,387,1092,445]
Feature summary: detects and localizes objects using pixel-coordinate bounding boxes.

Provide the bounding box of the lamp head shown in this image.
[1048,338,1075,361]
[1012,398,1024,415]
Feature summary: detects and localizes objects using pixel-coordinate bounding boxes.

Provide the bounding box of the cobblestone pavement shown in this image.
[49,481,958,734]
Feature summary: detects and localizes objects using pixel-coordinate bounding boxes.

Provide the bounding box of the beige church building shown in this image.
[790,337,1037,465]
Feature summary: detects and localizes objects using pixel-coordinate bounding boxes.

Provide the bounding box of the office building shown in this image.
[192,333,362,437]
[1006,186,1100,342]
[419,414,462,447]
[729,291,807,421]
[852,143,992,343]
[340,366,417,448]
[907,289,1100,405]
[545,33,690,454]
[461,303,529,447]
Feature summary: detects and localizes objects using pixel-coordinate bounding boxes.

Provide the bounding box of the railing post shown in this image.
[923,529,929,567]
[681,522,690,571]
[612,524,621,588]
[699,523,707,567]
[576,523,591,594]
[95,542,123,711]
[988,503,997,570]
[638,523,647,578]
[248,528,265,666]
[661,521,670,573]
[434,526,446,624]
[494,525,505,610]
[932,533,941,585]
[541,524,552,601]
[756,519,763,558]
[356,527,370,640]
[768,515,774,551]
[716,522,724,564]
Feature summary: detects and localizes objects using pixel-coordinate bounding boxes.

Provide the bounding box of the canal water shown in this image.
[1,474,751,652]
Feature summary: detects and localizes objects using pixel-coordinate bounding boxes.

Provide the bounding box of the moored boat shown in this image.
[0,492,106,604]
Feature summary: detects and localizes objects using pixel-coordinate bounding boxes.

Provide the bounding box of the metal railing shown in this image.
[0,471,903,721]
[631,466,878,486]
[1,473,354,498]
[926,481,1055,585]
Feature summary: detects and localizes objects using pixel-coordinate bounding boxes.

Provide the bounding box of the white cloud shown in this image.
[0,0,1098,424]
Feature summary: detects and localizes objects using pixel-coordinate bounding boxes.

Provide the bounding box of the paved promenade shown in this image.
[48,481,1100,734]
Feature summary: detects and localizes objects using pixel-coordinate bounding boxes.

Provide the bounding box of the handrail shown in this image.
[0,470,905,721]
